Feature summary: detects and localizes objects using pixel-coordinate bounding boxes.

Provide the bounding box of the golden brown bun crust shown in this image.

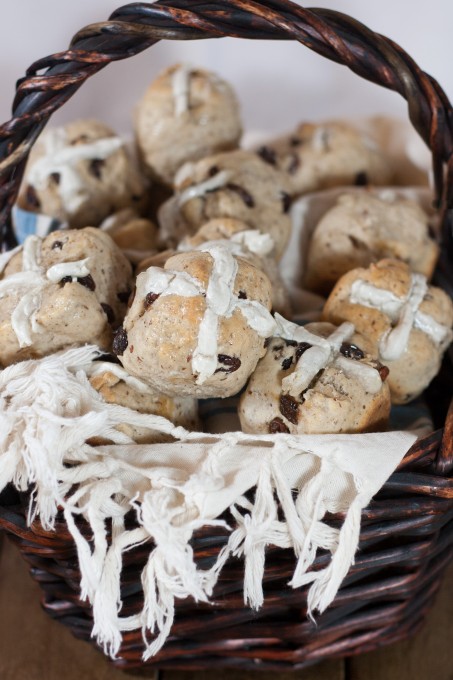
[304,192,439,295]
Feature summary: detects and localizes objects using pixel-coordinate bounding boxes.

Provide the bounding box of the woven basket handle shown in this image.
[0,0,452,468]
[1,1,453,247]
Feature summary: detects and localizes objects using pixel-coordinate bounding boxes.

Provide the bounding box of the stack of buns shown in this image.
[4,63,450,441]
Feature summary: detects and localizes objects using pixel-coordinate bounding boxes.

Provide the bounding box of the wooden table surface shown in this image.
[0,537,452,680]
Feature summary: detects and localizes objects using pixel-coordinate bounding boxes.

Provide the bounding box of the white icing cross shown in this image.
[311,126,330,152]
[349,275,452,361]
[230,230,274,257]
[177,169,232,207]
[135,243,276,384]
[273,313,383,396]
[27,128,123,214]
[0,235,91,348]
[171,64,192,116]
[178,230,275,262]
[171,64,227,118]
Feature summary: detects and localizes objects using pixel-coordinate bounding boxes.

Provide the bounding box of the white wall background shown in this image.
[0,1,450,138]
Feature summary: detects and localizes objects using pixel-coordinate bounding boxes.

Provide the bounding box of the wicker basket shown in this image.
[1,0,453,672]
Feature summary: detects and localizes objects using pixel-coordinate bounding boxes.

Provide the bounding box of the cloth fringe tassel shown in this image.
[0,346,415,660]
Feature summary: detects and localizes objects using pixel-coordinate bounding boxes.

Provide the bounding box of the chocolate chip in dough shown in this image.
[378,365,390,381]
[60,275,96,290]
[77,274,96,291]
[226,183,255,208]
[89,158,105,179]
[279,394,299,424]
[288,154,300,175]
[215,354,241,373]
[355,171,369,186]
[112,327,128,356]
[117,289,132,305]
[348,235,368,250]
[281,192,291,214]
[269,417,290,434]
[295,342,311,361]
[257,146,277,166]
[281,356,293,371]
[340,343,364,360]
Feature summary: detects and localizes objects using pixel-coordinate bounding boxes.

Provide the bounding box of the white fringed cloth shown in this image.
[0,346,416,660]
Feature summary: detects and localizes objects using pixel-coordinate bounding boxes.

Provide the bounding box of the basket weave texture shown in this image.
[0,0,453,672]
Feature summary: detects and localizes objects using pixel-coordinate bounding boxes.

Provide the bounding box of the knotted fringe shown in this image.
[0,346,415,660]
